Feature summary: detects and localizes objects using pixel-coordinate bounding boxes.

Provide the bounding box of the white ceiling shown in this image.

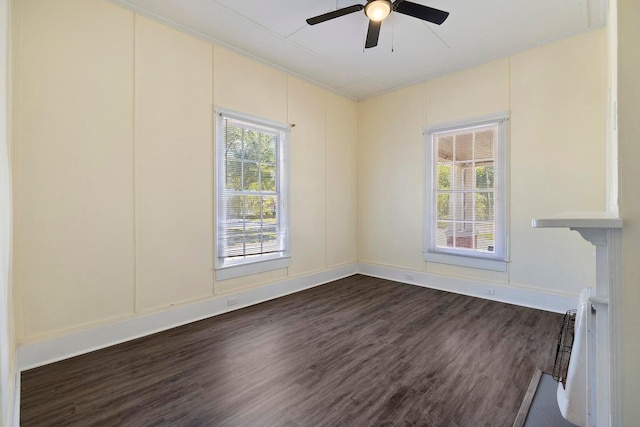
[110,0,606,100]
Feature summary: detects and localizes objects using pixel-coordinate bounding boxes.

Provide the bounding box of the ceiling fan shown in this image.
[306,0,449,49]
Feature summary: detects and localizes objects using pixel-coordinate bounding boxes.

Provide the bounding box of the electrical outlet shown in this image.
[483,289,496,296]
[227,297,238,307]
[404,272,414,281]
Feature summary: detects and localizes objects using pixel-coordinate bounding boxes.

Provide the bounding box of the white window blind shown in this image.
[215,109,289,278]
[424,114,508,271]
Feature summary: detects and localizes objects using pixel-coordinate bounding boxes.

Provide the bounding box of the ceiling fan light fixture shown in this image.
[365,0,392,22]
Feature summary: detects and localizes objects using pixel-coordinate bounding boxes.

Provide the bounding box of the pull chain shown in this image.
[363,19,366,53]
[391,22,395,52]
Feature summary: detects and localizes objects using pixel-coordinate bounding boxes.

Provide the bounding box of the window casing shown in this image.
[215,108,290,280]
[424,113,509,271]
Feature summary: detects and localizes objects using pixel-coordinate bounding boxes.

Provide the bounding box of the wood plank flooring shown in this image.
[21,275,562,426]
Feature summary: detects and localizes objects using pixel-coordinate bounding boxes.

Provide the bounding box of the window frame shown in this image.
[423,112,509,272]
[214,107,290,280]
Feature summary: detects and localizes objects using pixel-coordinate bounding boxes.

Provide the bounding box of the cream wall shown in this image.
[358,84,426,271]
[12,0,358,343]
[617,0,640,424]
[288,77,328,277]
[509,30,607,294]
[13,0,136,341]
[326,93,358,267]
[134,16,214,312]
[359,29,607,297]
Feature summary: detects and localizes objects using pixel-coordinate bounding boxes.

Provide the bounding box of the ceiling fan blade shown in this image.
[395,1,449,25]
[306,4,364,25]
[364,20,382,49]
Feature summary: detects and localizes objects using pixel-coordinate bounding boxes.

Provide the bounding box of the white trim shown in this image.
[214,106,291,132]
[215,256,290,281]
[423,252,507,272]
[531,211,622,229]
[358,262,576,314]
[424,113,510,267]
[17,264,357,371]
[608,228,623,427]
[214,107,291,275]
[8,373,18,427]
[424,111,509,134]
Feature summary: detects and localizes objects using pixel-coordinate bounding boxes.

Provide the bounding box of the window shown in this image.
[215,108,290,280]
[424,113,508,271]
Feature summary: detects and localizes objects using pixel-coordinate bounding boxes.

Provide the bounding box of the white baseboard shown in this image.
[17,263,357,371]
[357,262,577,314]
[9,372,19,427]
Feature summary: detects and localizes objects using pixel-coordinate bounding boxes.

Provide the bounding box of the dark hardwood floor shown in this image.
[21,275,562,426]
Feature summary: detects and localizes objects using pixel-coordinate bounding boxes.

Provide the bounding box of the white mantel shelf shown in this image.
[531,211,622,229]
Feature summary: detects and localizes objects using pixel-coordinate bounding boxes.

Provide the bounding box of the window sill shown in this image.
[215,256,290,281]
[424,251,508,272]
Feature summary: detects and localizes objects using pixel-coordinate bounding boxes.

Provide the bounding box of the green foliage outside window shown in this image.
[437,165,450,221]
[437,164,494,222]
[224,125,278,220]
[475,166,494,221]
